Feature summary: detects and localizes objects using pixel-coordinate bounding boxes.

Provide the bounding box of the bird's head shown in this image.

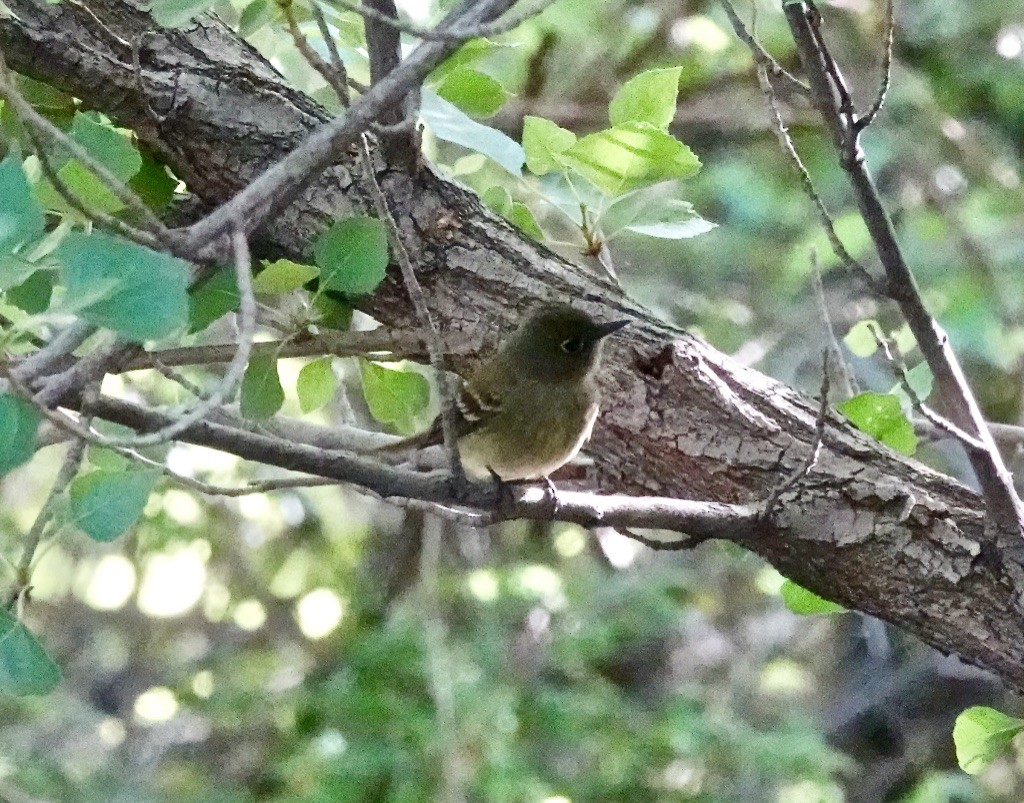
[501,303,630,381]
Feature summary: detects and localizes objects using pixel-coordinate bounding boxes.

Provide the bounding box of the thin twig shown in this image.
[418,514,467,802]
[755,65,884,296]
[719,0,809,97]
[85,391,764,539]
[328,0,559,41]
[120,329,441,372]
[282,1,351,104]
[810,250,858,399]
[100,219,257,447]
[358,136,466,486]
[32,337,139,410]
[763,351,831,517]
[857,0,894,130]
[312,1,351,106]
[868,323,987,453]
[9,321,96,384]
[6,416,90,609]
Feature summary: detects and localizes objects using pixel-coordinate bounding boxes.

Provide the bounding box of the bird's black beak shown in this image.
[594,319,631,339]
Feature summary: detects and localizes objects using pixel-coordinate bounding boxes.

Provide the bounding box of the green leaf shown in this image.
[0,153,44,252]
[844,320,879,358]
[39,161,122,215]
[69,113,142,183]
[311,293,354,330]
[240,352,285,420]
[39,114,144,215]
[128,149,178,211]
[482,185,513,216]
[602,186,715,240]
[420,89,525,176]
[608,67,682,130]
[55,232,189,342]
[69,468,160,542]
[0,393,41,475]
[188,267,240,333]
[0,608,61,696]
[6,270,53,314]
[313,217,389,296]
[238,0,281,36]
[522,116,577,176]
[779,580,846,615]
[149,0,216,27]
[435,67,510,118]
[253,259,320,295]
[360,360,431,434]
[508,202,543,240]
[562,122,701,196]
[297,357,338,414]
[431,38,506,82]
[953,706,1024,774]
[85,444,132,472]
[893,363,934,404]
[0,255,43,293]
[482,187,544,240]
[15,76,76,127]
[837,392,918,456]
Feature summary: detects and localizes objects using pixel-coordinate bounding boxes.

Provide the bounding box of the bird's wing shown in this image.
[374,374,502,453]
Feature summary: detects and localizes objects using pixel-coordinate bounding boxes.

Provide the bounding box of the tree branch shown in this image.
[782,0,1024,538]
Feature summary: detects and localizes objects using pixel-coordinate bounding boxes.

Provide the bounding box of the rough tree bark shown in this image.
[3,0,1024,691]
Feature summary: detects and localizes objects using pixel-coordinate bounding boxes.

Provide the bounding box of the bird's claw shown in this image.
[541,476,561,517]
[487,466,516,515]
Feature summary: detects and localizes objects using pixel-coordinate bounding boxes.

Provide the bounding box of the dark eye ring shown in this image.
[560,337,585,353]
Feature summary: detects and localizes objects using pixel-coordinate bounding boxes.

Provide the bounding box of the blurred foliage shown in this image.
[4,0,1024,800]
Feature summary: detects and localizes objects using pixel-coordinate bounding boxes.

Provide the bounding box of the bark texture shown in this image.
[4,0,1024,690]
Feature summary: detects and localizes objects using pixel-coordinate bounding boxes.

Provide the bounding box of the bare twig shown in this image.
[763,351,831,516]
[6,416,90,608]
[719,0,809,97]
[755,65,884,296]
[282,1,351,104]
[857,0,895,130]
[418,514,467,802]
[9,321,96,384]
[112,329,441,373]
[328,0,559,41]
[358,136,466,486]
[780,1,1024,534]
[869,323,987,453]
[84,391,763,538]
[312,1,351,106]
[32,337,140,410]
[810,251,858,399]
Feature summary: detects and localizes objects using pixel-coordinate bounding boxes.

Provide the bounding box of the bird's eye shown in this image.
[560,337,585,353]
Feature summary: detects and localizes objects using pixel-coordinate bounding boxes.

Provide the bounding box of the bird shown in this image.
[383,302,630,482]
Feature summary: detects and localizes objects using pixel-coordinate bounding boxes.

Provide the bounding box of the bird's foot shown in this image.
[487,466,516,516]
[540,476,561,518]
